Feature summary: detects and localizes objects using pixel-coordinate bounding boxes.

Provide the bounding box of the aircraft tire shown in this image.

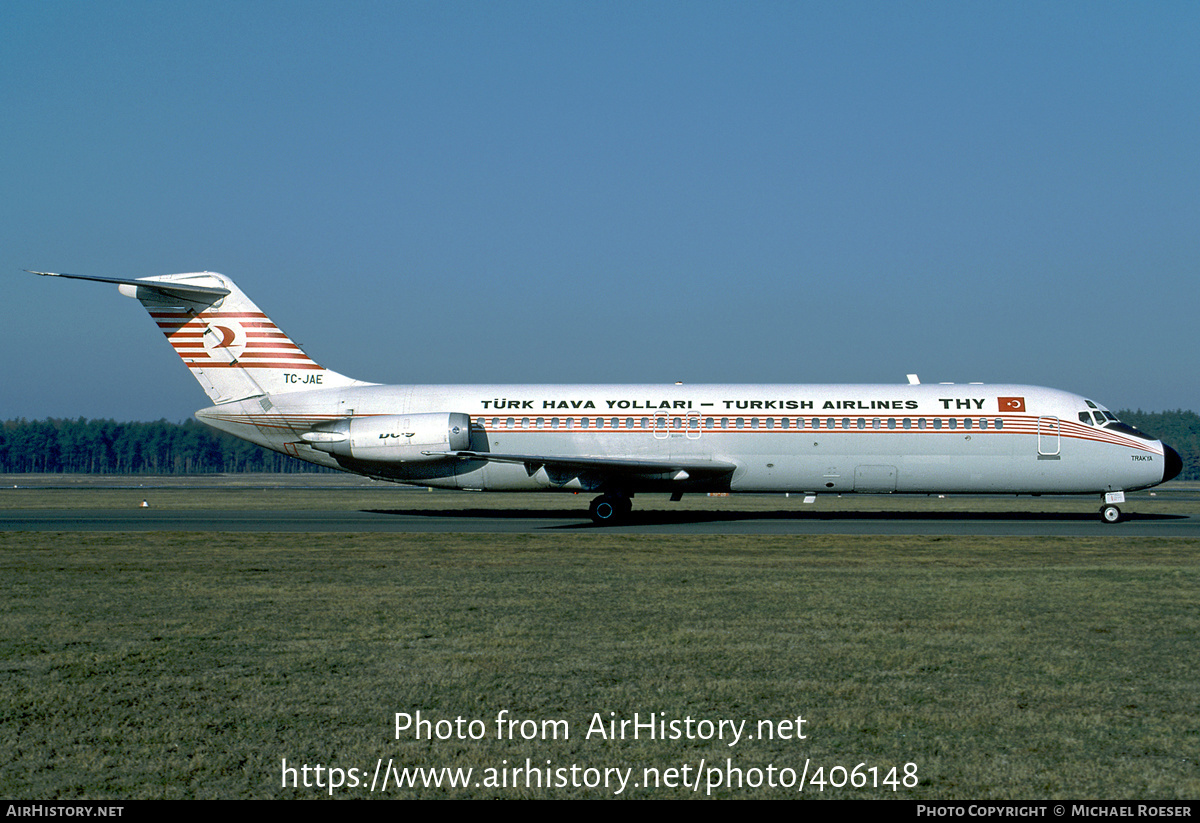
[589,494,630,525]
[1100,504,1123,524]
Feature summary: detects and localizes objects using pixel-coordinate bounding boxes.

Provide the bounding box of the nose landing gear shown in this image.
[1100,491,1126,524]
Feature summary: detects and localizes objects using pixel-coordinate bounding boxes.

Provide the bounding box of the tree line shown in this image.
[1,412,1197,479]
[0,418,327,474]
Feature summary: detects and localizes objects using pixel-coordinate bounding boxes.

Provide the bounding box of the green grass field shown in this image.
[2,483,1198,798]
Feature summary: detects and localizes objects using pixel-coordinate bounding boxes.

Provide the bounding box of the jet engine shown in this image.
[301,412,470,462]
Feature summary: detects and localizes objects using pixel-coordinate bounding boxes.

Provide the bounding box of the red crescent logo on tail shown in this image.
[211,326,236,348]
[201,321,246,359]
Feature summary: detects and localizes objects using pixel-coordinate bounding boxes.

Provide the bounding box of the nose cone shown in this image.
[1163,444,1183,483]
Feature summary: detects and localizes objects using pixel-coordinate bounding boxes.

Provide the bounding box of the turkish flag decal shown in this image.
[998,396,1026,412]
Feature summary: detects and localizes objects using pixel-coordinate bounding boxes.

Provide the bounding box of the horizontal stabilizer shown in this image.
[26,271,230,300]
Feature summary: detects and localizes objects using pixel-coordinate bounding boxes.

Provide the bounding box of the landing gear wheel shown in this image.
[1100,504,1122,524]
[589,493,631,525]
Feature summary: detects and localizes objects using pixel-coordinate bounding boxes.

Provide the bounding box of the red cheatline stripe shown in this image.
[168,338,303,350]
[458,416,1160,453]
[244,341,303,350]
[160,322,283,332]
[238,352,314,360]
[186,362,324,370]
[172,348,313,360]
[177,350,315,361]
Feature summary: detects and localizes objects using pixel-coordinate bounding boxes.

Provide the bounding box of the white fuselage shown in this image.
[195,382,1171,496]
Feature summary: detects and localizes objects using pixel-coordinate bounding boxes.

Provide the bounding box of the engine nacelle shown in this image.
[301,412,471,463]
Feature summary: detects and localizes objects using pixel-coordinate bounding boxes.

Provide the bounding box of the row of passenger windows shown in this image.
[479,417,1006,431]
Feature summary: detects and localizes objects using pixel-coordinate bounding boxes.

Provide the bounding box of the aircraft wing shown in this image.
[428,450,736,480]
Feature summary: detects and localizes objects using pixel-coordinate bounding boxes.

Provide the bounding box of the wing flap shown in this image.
[427,450,736,479]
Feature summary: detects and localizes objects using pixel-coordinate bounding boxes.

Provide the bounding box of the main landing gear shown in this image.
[589,492,632,525]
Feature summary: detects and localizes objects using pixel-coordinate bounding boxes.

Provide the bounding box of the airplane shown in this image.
[27,270,1183,524]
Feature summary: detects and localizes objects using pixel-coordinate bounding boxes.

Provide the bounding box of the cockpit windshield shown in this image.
[1079,402,1156,441]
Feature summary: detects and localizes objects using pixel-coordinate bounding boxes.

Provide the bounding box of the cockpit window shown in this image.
[1080,402,1156,440]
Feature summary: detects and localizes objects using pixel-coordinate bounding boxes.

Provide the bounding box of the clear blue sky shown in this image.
[3,1,1197,421]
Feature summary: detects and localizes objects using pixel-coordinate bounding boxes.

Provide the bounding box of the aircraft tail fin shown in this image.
[28,270,365,404]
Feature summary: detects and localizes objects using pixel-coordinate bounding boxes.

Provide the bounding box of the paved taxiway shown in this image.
[3,506,1198,536]
[4,477,1196,536]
